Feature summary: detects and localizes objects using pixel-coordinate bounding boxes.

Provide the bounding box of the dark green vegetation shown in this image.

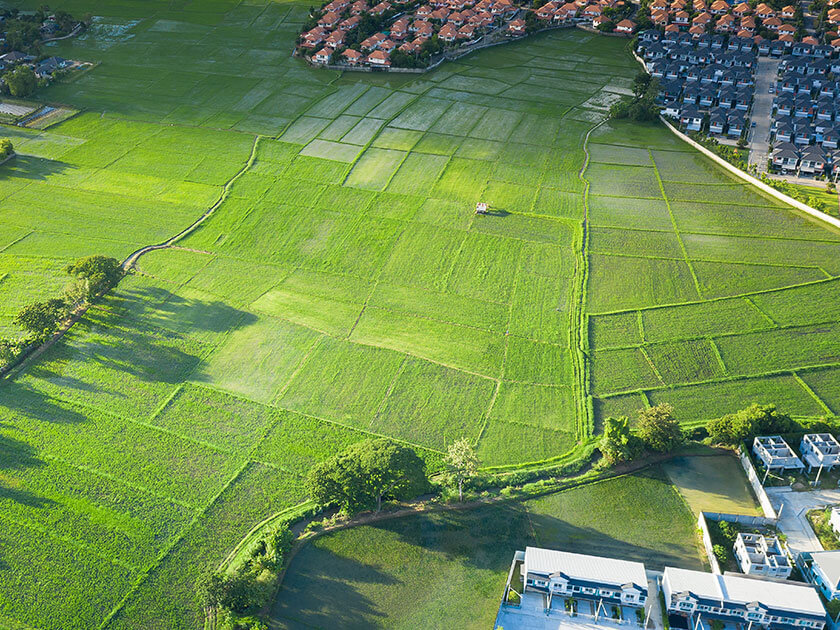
[271,468,705,629]
[0,0,837,628]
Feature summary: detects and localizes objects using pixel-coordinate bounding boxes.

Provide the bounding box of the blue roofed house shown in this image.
[709,110,726,134]
[662,567,827,630]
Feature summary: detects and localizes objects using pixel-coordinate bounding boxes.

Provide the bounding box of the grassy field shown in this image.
[663,454,761,516]
[0,0,838,628]
[270,468,705,630]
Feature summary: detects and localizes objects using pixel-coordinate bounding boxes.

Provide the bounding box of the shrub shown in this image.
[0,138,13,160]
[712,544,728,566]
[706,404,798,445]
[600,416,642,465]
[14,298,70,344]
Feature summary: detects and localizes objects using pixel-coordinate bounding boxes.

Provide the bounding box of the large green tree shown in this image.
[14,298,69,343]
[5,65,38,98]
[637,403,683,453]
[600,416,641,465]
[65,255,124,301]
[444,438,479,501]
[307,439,428,514]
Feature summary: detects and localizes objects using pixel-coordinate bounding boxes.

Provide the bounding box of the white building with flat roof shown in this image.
[800,434,840,472]
[662,567,826,630]
[523,546,648,609]
[733,532,792,579]
[802,550,840,601]
[753,436,804,471]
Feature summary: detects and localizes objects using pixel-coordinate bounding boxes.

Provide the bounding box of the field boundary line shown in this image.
[0,230,34,253]
[590,222,840,245]
[638,346,665,386]
[708,338,728,376]
[368,354,410,429]
[792,372,834,415]
[271,334,325,404]
[648,148,704,300]
[635,310,645,343]
[741,295,777,327]
[122,133,261,269]
[99,459,253,630]
[474,380,501,448]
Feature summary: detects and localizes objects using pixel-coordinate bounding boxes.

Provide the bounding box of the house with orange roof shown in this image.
[449,11,465,25]
[318,11,341,27]
[342,48,364,64]
[536,3,556,19]
[652,10,669,24]
[732,2,751,16]
[615,18,635,32]
[380,38,397,52]
[592,13,608,26]
[763,16,782,29]
[326,30,346,47]
[831,37,840,49]
[664,22,679,31]
[371,1,391,13]
[398,40,419,53]
[508,17,526,33]
[350,1,369,14]
[777,22,795,34]
[780,4,796,17]
[339,15,361,29]
[755,3,775,18]
[801,34,818,44]
[360,32,386,49]
[689,24,705,35]
[582,4,602,16]
[650,0,668,11]
[458,23,476,37]
[416,4,432,17]
[366,49,391,66]
[559,3,579,18]
[736,28,752,37]
[778,32,794,42]
[313,47,334,64]
[740,15,755,29]
[430,7,450,20]
[693,11,712,23]
[439,22,459,40]
[674,10,690,24]
[390,17,409,38]
[709,0,729,14]
[715,13,735,30]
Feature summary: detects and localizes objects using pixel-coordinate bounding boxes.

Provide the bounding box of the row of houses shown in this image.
[752,433,840,472]
[513,0,637,34]
[497,546,828,630]
[300,0,518,68]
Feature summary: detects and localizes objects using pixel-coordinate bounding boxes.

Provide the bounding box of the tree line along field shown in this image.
[0,0,836,628]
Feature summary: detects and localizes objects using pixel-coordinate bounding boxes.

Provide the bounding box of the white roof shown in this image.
[524,547,647,589]
[664,567,825,617]
[811,551,840,589]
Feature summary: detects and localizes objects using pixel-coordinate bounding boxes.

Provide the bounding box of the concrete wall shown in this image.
[697,512,723,574]
[738,447,779,519]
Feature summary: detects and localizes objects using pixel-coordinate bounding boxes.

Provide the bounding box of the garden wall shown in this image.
[696,512,722,574]
[697,511,778,574]
[738,447,778,519]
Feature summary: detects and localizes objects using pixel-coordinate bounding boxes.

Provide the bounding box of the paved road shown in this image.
[766,487,840,554]
[748,58,780,172]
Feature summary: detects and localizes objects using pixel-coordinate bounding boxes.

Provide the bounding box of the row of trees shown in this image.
[2,65,39,98]
[600,403,684,465]
[0,255,124,370]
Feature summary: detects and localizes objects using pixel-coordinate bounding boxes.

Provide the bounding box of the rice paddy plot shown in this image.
[646,374,826,424]
[588,311,643,349]
[589,227,684,260]
[587,196,674,231]
[749,278,840,327]
[799,367,840,416]
[590,347,662,395]
[692,260,827,299]
[587,254,701,312]
[593,392,648,428]
[640,297,772,343]
[645,339,726,384]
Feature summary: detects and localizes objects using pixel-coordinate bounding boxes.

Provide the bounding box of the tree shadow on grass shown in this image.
[0,154,75,182]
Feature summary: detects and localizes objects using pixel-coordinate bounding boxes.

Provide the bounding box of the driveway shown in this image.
[766,487,840,554]
[748,57,780,172]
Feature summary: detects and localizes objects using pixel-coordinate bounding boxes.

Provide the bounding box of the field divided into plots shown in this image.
[585,124,840,427]
[0,2,642,627]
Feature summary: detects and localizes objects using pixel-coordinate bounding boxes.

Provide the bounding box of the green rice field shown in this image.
[0,0,836,627]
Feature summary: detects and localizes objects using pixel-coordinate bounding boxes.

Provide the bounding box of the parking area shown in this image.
[495,592,651,630]
[767,487,840,553]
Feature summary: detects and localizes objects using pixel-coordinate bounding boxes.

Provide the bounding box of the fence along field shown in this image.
[0,2,838,630]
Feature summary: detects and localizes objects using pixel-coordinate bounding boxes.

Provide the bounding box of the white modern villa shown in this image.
[752,436,805,471]
[732,533,792,579]
[800,434,840,473]
[801,550,840,602]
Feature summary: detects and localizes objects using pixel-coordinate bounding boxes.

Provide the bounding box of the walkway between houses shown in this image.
[748,57,780,173]
[766,487,840,554]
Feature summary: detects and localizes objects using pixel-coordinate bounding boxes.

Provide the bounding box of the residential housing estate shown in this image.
[801,550,840,602]
[498,547,827,630]
[662,566,827,630]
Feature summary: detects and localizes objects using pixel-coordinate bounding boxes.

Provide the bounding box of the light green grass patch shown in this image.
[504,337,572,385]
[345,147,406,190]
[299,139,361,163]
[664,455,761,516]
[489,382,575,432]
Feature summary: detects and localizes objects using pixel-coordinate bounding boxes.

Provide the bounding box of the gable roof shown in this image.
[525,547,647,591]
